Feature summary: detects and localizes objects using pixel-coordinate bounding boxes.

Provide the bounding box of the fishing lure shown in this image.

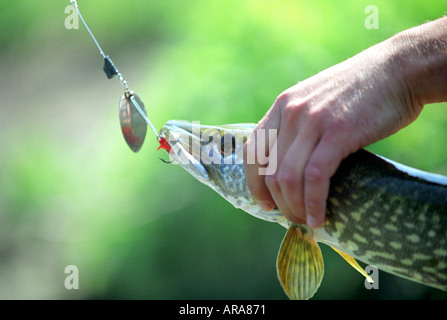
[69,0,169,152]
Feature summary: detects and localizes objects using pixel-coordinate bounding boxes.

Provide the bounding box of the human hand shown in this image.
[244,33,425,228]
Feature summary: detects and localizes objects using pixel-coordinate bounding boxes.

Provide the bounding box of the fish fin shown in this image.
[330,246,374,283]
[276,225,324,300]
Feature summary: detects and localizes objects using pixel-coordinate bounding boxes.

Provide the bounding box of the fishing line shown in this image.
[70,0,106,59]
[69,0,160,152]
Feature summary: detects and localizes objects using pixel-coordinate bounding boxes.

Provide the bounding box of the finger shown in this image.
[261,98,311,219]
[303,134,346,228]
[244,103,281,211]
[275,121,321,223]
[264,138,298,220]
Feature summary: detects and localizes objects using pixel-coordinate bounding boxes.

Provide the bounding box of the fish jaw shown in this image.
[159,120,250,196]
[159,120,285,223]
[160,120,211,186]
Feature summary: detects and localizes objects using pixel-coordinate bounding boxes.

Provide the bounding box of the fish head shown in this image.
[159,120,285,224]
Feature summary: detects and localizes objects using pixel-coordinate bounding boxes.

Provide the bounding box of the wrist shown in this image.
[390,17,447,106]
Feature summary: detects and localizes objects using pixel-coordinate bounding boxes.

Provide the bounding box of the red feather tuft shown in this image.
[157,137,171,151]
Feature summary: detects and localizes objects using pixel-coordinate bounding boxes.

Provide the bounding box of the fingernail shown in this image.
[306,215,322,228]
[257,200,275,212]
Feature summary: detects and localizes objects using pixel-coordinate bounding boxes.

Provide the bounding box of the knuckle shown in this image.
[327,117,349,135]
[276,89,307,112]
[305,199,325,212]
[283,99,307,114]
[274,90,292,108]
[277,167,297,189]
[309,106,327,122]
[272,167,305,212]
[304,163,325,184]
[265,173,280,190]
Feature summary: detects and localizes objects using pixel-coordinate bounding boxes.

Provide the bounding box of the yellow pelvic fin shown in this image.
[330,246,374,283]
[276,225,324,300]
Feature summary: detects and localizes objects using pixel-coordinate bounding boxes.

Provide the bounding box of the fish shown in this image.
[159,120,447,299]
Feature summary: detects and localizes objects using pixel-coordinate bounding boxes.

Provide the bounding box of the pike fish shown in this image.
[159,120,447,299]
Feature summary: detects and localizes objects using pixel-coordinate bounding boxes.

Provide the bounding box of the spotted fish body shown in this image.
[321,150,447,290]
[160,120,447,299]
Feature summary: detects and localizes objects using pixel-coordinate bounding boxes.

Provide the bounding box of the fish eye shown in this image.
[201,128,220,143]
[220,133,236,156]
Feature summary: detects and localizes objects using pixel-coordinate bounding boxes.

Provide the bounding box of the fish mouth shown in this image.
[160,120,211,182]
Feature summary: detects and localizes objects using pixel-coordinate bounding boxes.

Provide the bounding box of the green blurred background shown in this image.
[0,0,446,300]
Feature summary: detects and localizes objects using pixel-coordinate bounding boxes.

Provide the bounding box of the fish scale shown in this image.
[319,150,447,290]
[160,120,447,299]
